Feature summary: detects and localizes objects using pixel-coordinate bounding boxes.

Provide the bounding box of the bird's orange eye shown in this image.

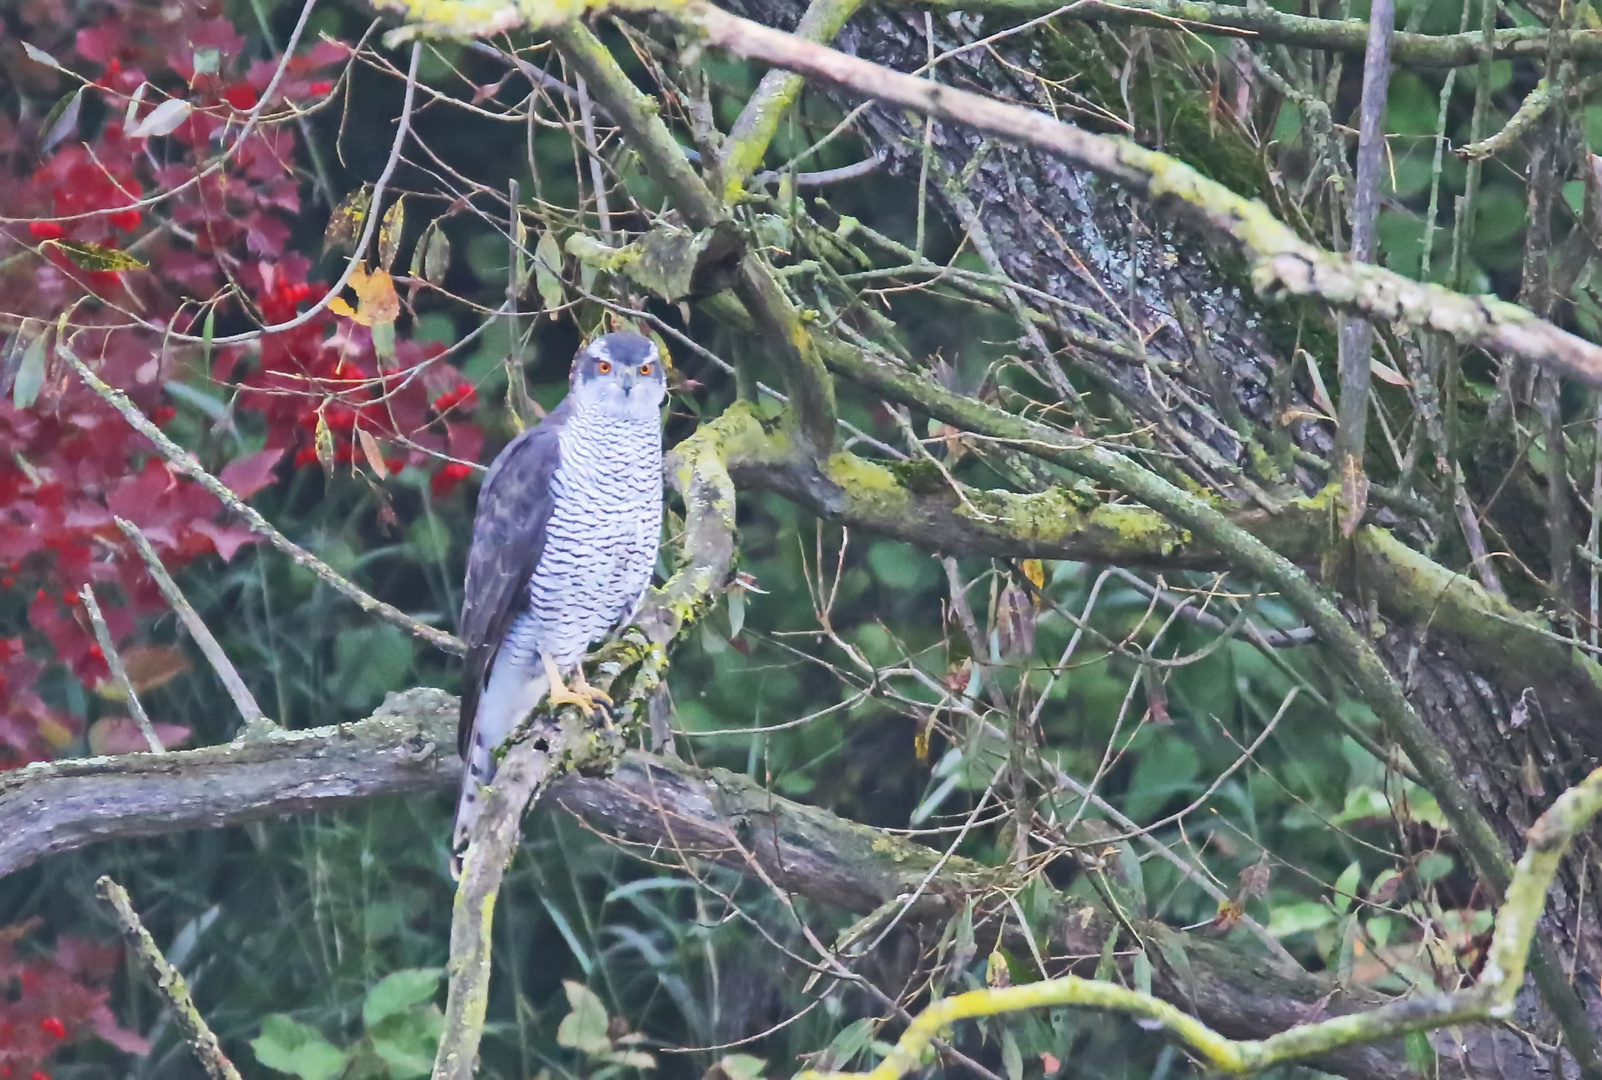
[597,360,612,374]
[639,363,653,376]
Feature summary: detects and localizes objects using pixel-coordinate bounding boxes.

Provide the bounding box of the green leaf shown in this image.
[1405,1031,1436,1072]
[1092,924,1118,983]
[362,968,443,1028]
[711,1054,766,1080]
[200,306,216,369]
[1000,1028,1024,1080]
[1151,928,1195,1009]
[816,1017,874,1073]
[13,332,47,410]
[41,86,84,154]
[367,1007,443,1079]
[371,319,396,365]
[411,220,451,285]
[534,230,564,312]
[251,1015,349,1080]
[1332,861,1362,916]
[602,1049,657,1070]
[556,980,612,1056]
[1267,901,1335,938]
[1417,852,1455,883]
[1131,949,1153,996]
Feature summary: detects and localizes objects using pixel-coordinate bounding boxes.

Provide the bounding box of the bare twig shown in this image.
[1332,0,1394,482]
[78,584,164,754]
[97,875,245,1080]
[116,518,268,731]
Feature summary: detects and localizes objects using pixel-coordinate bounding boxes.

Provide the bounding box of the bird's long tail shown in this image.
[451,652,549,877]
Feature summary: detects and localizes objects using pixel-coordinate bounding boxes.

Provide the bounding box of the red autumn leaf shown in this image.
[218,447,285,500]
[186,520,260,563]
[86,716,192,755]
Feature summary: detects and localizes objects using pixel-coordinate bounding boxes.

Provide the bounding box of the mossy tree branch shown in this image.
[11,688,1577,1080]
[716,0,869,193]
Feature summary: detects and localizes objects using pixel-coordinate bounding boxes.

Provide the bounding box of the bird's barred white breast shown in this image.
[524,406,663,668]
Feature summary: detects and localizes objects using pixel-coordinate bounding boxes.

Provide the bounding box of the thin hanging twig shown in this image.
[78,584,164,754]
[116,518,269,731]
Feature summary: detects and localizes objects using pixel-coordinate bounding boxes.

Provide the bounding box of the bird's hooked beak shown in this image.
[618,367,639,395]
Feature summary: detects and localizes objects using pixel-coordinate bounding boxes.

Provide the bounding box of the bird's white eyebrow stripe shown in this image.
[592,339,611,364]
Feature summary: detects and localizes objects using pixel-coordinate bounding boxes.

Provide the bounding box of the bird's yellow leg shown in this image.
[541,652,613,714]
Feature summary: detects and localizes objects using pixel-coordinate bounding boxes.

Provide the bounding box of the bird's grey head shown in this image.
[568,333,667,421]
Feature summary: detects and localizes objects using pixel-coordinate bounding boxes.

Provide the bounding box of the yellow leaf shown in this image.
[48,240,147,272]
[357,426,388,479]
[913,727,930,763]
[324,184,372,254]
[1021,559,1045,592]
[99,645,190,698]
[985,950,1011,988]
[37,716,74,748]
[330,266,400,328]
[314,410,335,475]
[378,195,406,271]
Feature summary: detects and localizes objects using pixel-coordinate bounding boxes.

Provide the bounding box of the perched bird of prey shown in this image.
[452,333,667,871]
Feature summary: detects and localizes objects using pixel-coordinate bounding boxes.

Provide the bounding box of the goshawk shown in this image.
[452,333,666,870]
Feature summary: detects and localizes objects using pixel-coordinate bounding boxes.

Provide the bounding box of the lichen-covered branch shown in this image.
[801,765,1602,1080]
[377,0,1602,68]
[97,875,245,1080]
[717,0,869,193]
[433,717,571,1080]
[0,688,1507,1080]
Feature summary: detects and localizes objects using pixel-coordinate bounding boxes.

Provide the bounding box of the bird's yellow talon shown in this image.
[542,653,612,715]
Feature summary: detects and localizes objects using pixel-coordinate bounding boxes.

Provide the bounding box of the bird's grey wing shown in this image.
[457,403,568,758]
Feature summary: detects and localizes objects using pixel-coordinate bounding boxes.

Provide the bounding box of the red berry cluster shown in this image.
[0,926,148,1076]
